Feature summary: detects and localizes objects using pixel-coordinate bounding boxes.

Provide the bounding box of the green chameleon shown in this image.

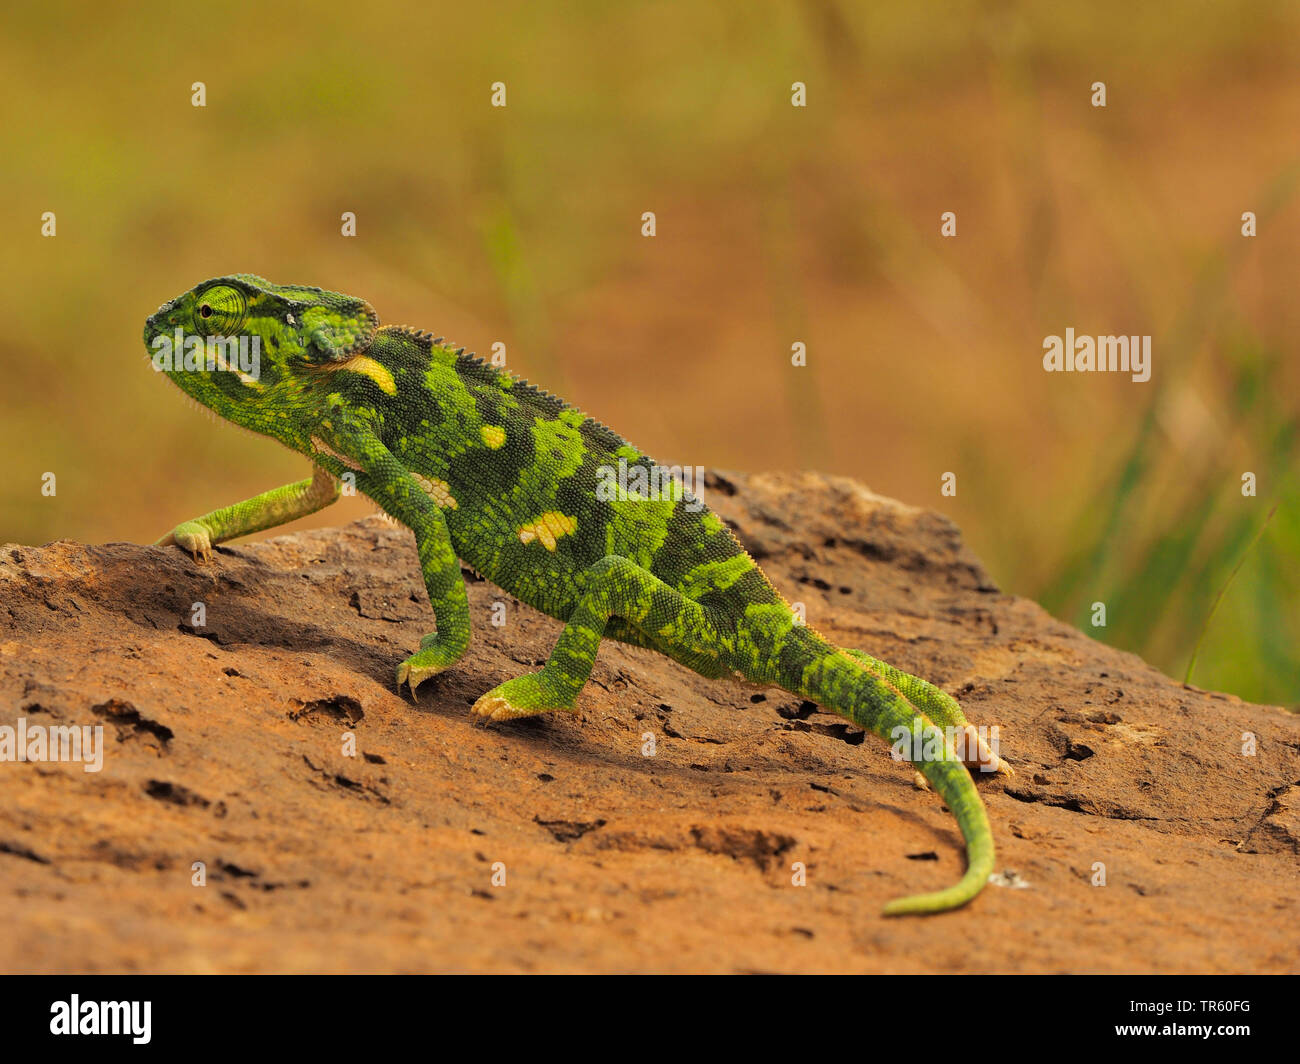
[143,275,1012,915]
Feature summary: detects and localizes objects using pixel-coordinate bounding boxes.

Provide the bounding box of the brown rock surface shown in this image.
[1,471,1296,973]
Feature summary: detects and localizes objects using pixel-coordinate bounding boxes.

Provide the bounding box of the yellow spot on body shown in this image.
[679,552,756,599]
[517,511,577,551]
[411,472,458,509]
[336,355,396,395]
[480,425,506,449]
[310,436,363,470]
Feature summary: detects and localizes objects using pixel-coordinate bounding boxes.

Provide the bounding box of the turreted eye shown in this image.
[193,284,248,336]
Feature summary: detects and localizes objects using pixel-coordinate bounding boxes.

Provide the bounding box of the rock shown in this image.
[0,471,1296,973]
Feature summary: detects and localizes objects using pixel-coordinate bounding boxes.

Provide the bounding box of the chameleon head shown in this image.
[142,274,379,434]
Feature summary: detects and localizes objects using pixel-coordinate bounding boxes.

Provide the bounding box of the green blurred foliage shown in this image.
[1,1,1296,705]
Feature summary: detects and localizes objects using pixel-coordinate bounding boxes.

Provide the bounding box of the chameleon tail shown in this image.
[880,758,995,916]
[785,627,995,915]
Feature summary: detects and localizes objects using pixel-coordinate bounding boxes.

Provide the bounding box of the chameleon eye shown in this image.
[193,284,248,336]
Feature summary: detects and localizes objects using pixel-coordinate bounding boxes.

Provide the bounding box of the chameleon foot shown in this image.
[471,674,576,721]
[844,650,1013,777]
[915,729,1013,780]
[959,724,1015,777]
[395,633,464,695]
[156,521,214,563]
[396,654,449,695]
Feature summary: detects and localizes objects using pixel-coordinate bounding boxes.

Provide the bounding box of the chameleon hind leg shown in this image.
[844,649,1012,777]
[472,555,725,721]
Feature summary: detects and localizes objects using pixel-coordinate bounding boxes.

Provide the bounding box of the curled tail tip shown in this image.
[880,895,918,917]
[879,839,996,917]
[880,874,992,917]
[880,894,971,918]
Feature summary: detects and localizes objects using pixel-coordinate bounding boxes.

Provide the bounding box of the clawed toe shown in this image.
[396,659,447,696]
[471,694,526,721]
[470,675,574,721]
[957,724,1013,776]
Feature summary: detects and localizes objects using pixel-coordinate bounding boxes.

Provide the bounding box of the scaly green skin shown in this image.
[143,274,1013,915]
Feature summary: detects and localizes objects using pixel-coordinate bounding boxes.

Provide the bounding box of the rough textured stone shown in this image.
[1,471,1296,973]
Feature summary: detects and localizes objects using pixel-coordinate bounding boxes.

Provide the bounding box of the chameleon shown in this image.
[143,274,1012,915]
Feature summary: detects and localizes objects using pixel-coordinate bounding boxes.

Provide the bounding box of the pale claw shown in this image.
[396,660,444,697]
[157,524,214,564]
[960,724,1015,777]
[470,693,524,722]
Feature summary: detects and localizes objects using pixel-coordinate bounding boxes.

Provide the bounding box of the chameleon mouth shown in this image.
[143,306,172,344]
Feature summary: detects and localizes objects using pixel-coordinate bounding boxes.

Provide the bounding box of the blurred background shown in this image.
[1,1,1296,706]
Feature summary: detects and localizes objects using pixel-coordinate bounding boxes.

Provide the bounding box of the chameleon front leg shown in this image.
[350,443,472,692]
[156,464,341,561]
[844,648,1012,777]
[472,555,724,721]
